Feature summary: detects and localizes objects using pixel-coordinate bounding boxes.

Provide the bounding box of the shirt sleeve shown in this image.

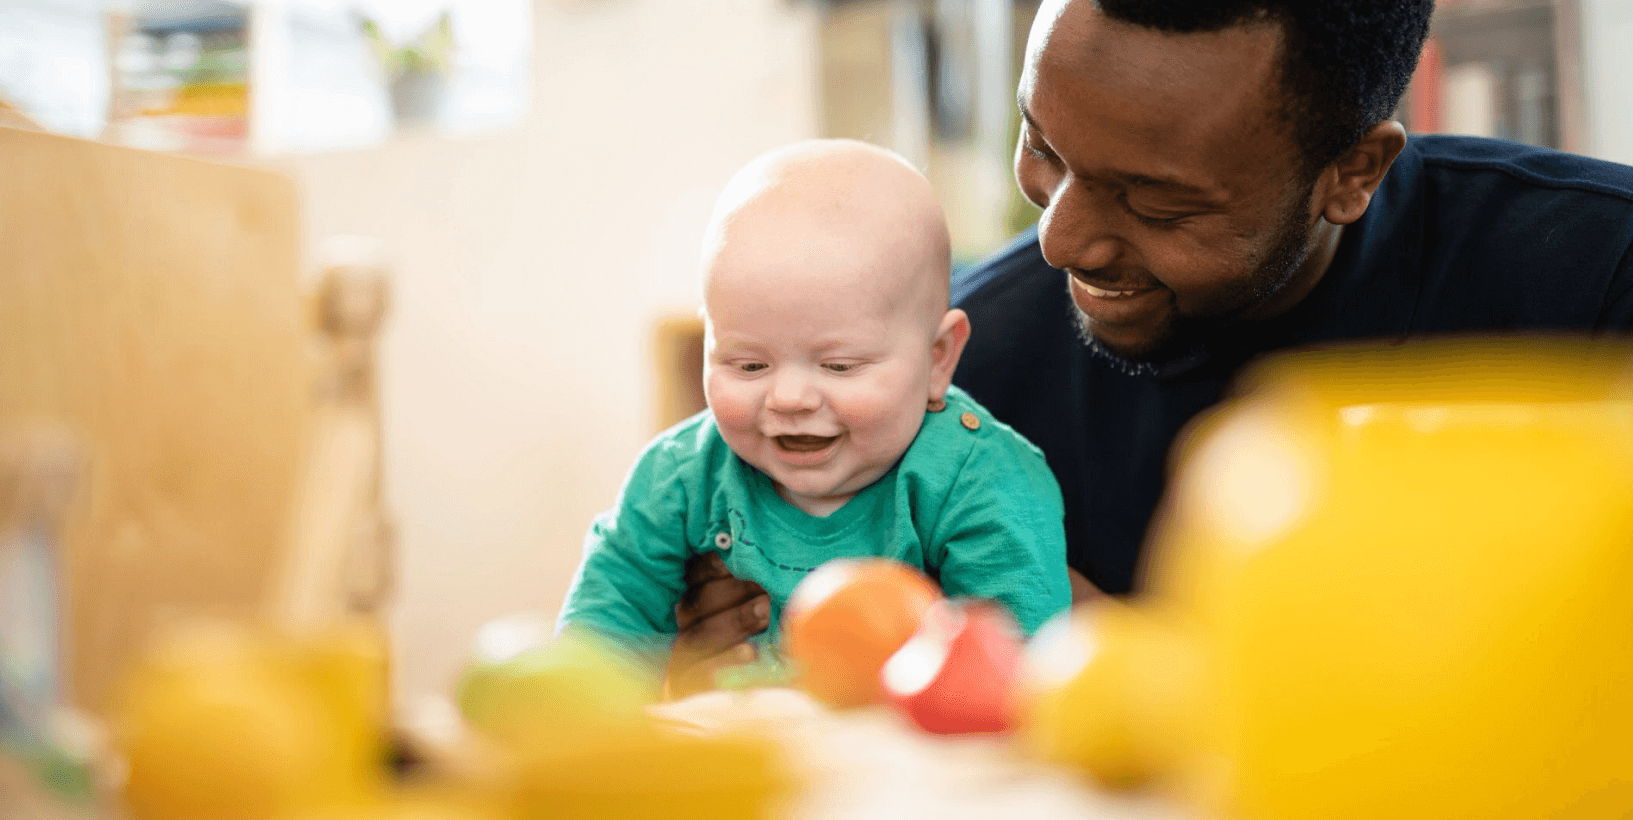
[932,433,1072,636]
[555,440,692,667]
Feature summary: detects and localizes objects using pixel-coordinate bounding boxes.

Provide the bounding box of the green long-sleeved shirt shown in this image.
[557,386,1070,668]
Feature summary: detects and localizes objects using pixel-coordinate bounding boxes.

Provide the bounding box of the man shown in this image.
[668,0,1633,686]
[953,0,1633,597]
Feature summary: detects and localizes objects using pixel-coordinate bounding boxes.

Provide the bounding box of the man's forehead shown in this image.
[1018,0,1292,184]
[1024,0,1072,66]
[1022,0,1284,89]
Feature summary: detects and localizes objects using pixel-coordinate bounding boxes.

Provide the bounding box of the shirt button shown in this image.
[960,412,981,431]
[715,532,733,550]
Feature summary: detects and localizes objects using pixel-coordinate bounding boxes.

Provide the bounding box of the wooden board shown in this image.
[0,126,314,712]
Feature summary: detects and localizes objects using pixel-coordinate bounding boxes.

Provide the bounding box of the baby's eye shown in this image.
[738,361,768,373]
[822,362,857,373]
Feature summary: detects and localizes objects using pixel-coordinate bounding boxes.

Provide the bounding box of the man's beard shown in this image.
[1072,186,1318,373]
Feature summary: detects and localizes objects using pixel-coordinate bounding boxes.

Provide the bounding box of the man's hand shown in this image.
[1068,566,1108,605]
[663,552,770,699]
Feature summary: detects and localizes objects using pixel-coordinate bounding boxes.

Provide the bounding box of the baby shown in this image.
[557,139,1069,676]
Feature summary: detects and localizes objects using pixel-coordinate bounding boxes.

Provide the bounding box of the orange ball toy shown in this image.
[781,558,942,708]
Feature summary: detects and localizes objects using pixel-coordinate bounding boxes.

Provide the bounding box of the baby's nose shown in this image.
[766,370,820,413]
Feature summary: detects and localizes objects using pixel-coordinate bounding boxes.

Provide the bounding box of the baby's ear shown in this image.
[928,308,972,401]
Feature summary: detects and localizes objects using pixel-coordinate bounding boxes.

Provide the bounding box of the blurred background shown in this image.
[3,0,1632,712]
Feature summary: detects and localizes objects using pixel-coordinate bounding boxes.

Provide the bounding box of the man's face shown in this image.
[1015,0,1324,365]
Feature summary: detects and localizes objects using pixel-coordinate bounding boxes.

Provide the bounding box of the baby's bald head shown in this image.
[701,139,953,334]
[698,141,972,514]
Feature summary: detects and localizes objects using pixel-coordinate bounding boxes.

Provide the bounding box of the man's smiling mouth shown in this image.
[776,434,838,453]
[1067,268,1160,300]
[1080,282,1141,298]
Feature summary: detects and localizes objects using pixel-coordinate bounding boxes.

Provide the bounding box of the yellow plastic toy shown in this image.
[116,613,794,820]
[115,619,390,820]
[456,625,795,820]
[1020,338,1633,820]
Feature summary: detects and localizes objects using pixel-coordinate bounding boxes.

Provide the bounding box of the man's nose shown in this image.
[1037,181,1123,273]
[766,368,819,413]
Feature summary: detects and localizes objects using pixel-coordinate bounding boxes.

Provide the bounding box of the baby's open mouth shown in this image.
[776,434,838,453]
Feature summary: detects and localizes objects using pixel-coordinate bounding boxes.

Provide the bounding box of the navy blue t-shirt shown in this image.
[951,134,1633,595]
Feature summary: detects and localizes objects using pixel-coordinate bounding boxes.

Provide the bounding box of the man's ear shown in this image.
[1316,120,1407,226]
[928,308,972,402]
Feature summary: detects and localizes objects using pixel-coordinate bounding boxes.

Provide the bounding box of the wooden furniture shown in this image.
[271,249,395,629]
[652,314,707,432]
[0,126,391,715]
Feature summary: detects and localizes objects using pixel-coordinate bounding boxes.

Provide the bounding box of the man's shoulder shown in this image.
[1342,134,1633,335]
[1403,137,1633,291]
[950,226,1073,355]
[949,228,1090,419]
[951,226,1054,306]
[1405,134,1633,203]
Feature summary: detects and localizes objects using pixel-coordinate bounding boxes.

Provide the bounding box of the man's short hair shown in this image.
[1097,0,1434,176]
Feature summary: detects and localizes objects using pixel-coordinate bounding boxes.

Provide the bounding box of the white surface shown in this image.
[654,688,1195,820]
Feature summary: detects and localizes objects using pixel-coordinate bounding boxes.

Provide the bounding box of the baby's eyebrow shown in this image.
[810,337,888,355]
[707,338,759,355]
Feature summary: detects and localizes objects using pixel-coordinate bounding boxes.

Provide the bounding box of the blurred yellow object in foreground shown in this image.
[1021,338,1633,820]
[455,629,655,747]
[114,619,390,820]
[455,626,795,819]
[501,721,792,820]
[1019,600,1199,792]
[279,786,507,820]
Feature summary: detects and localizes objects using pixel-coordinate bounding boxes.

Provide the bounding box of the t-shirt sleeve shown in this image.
[555,441,692,667]
[932,433,1072,636]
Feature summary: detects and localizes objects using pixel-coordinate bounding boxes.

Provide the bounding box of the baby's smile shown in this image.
[776,434,839,453]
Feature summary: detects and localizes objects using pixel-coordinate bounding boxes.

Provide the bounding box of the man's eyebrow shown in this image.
[1117,173,1212,196]
[1017,93,1038,131]
[1020,93,1215,198]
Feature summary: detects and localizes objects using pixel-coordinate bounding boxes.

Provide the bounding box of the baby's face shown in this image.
[704,251,938,517]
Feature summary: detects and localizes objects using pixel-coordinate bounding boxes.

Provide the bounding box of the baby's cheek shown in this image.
[834,392,919,439]
[706,383,758,432]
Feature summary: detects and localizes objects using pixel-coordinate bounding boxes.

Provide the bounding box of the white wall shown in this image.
[273,0,821,707]
[1580,0,1633,164]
